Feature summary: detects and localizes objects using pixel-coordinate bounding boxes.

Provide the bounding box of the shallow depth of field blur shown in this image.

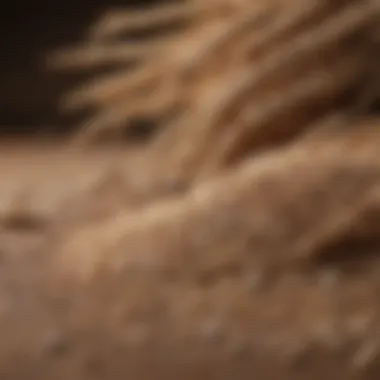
[0,1,379,379]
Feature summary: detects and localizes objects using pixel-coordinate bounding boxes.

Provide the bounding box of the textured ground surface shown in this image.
[0,129,379,379]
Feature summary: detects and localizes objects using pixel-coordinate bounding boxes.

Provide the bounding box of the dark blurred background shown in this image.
[0,0,162,137]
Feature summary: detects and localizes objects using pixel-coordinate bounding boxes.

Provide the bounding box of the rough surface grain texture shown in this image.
[0,0,379,378]
[0,125,380,379]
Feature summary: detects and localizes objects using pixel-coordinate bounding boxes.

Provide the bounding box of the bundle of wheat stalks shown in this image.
[43,0,380,376]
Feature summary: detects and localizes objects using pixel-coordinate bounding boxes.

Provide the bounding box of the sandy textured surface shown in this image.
[0,125,379,379]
